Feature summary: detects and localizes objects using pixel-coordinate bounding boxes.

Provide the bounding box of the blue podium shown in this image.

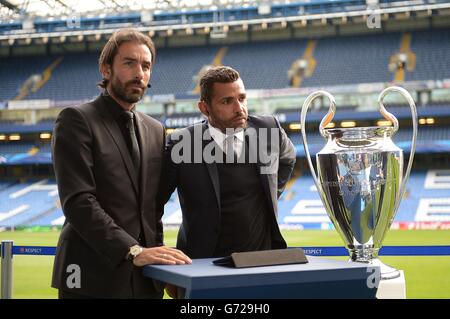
[143,256,379,298]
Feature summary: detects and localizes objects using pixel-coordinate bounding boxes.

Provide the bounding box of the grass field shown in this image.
[1,229,449,299]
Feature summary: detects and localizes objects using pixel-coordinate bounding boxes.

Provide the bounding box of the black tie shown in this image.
[124,111,141,174]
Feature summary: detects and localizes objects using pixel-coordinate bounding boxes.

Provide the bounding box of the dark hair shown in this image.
[98,28,156,89]
[199,66,240,105]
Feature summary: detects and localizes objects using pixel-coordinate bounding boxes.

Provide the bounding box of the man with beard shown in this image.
[163,66,296,297]
[51,28,191,299]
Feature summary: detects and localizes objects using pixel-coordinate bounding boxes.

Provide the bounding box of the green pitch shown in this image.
[0,229,449,299]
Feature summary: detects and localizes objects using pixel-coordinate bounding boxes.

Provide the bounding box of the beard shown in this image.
[110,75,147,104]
[211,114,248,132]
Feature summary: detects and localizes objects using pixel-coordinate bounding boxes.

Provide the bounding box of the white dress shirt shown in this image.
[208,123,244,157]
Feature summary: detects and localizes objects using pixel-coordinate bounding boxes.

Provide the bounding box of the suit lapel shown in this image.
[246,118,275,213]
[96,98,139,196]
[202,122,221,209]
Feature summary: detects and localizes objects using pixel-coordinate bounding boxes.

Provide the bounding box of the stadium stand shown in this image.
[0,143,36,155]
[222,40,308,89]
[407,29,450,82]
[2,169,448,229]
[1,29,450,102]
[301,33,400,87]
[288,126,450,145]
[0,180,60,227]
[23,54,99,101]
[0,55,56,101]
[151,46,220,95]
[290,129,450,157]
[273,169,450,230]
[0,0,389,35]
[2,125,449,166]
[159,169,450,230]
[3,1,449,36]
[1,1,449,232]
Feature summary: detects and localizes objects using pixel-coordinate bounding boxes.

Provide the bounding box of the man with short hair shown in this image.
[52,28,191,299]
[164,65,296,260]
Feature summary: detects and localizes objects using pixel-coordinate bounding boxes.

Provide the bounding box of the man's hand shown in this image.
[133,246,192,267]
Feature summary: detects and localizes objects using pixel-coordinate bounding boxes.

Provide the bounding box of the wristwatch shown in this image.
[127,245,143,261]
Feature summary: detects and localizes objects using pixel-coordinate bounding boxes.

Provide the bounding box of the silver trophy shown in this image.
[301,87,417,279]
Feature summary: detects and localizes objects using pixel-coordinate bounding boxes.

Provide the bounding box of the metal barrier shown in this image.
[1,241,13,299]
[1,240,450,298]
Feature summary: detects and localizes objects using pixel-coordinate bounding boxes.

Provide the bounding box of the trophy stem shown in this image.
[349,248,400,280]
[349,246,378,263]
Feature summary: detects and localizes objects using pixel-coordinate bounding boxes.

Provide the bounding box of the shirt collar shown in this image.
[207,122,245,144]
[102,90,136,121]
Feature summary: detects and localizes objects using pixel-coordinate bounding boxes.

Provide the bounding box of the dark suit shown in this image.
[163,115,296,258]
[51,94,165,298]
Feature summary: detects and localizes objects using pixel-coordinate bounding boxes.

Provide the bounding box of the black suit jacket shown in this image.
[163,115,296,258]
[51,95,165,298]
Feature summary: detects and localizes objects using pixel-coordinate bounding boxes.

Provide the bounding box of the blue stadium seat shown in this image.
[303,33,400,87]
[222,40,307,89]
[1,170,449,228]
[0,180,61,227]
[406,30,450,82]
[1,29,449,102]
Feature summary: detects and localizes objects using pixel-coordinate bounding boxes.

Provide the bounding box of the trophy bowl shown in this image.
[301,87,417,280]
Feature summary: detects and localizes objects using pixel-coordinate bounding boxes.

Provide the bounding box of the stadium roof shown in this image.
[0,0,277,20]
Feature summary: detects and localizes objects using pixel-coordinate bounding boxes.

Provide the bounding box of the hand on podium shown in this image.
[133,246,192,267]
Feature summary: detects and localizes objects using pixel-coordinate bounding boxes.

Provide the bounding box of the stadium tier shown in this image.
[0,179,61,228]
[290,126,450,156]
[1,2,449,230]
[1,170,448,229]
[221,40,308,90]
[1,29,450,102]
[408,29,450,82]
[3,0,440,36]
[1,125,449,165]
[0,0,449,301]
[275,169,450,230]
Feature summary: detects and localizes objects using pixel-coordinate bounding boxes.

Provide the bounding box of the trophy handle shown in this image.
[377,86,418,210]
[300,91,337,188]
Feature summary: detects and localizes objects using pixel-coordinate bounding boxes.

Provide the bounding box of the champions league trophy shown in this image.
[301,87,417,279]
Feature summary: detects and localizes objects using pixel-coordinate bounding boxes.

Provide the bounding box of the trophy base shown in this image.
[371,258,401,280]
[349,257,401,280]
